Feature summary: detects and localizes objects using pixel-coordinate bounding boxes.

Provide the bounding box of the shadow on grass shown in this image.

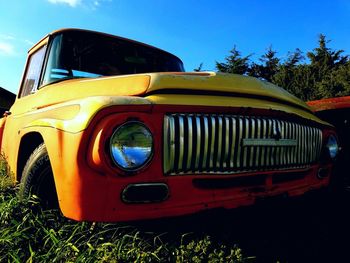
[130,189,350,262]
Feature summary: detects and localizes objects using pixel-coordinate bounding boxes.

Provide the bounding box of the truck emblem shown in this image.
[242,138,297,147]
[242,122,297,147]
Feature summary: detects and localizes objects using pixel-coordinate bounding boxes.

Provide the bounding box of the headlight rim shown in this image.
[326,134,339,160]
[109,120,154,172]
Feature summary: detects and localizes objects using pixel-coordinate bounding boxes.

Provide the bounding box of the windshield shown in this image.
[42,30,185,86]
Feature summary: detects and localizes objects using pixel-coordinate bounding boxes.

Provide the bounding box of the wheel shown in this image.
[20,143,59,209]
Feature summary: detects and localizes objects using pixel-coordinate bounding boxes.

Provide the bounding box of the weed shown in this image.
[0,156,245,262]
[0,153,12,191]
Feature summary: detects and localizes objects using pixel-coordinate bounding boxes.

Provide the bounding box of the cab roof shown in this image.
[28,28,183,63]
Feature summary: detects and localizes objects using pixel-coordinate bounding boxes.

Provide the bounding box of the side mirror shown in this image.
[0,107,7,117]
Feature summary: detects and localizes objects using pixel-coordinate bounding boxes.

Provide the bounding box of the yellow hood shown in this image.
[9,71,327,133]
[145,72,311,112]
[12,71,311,115]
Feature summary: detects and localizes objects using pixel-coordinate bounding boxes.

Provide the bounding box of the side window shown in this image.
[20,46,47,97]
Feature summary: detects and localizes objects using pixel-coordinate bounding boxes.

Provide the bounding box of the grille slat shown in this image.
[178,116,185,171]
[261,119,267,167]
[243,118,249,168]
[224,117,230,169]
[255,119,261,168]
[217,116,223,170]
[293,123,298,165]
[229,118,236,169]
[186,116,193,171]
[164,114,322,175]
[249,118,255,168]
[194,117,201,171]
[297,124,301,164]
[236,118,243,169]
[267,119,273,167]
[202,117,209,171]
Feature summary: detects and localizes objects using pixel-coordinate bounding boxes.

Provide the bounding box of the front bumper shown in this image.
[62,165,330,222]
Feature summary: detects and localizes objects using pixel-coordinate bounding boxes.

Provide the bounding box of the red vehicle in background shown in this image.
[308,96,350,190]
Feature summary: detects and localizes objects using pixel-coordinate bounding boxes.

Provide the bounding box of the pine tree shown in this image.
[250,46,280,82]
[216,46,251,75]
[307,34,348,99]
[272,49,307,99]
[215,34,350,101]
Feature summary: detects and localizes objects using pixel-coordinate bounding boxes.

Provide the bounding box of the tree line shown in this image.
[212,35,350,101]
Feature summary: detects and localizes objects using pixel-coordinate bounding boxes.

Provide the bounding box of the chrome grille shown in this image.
[163,114,322,175]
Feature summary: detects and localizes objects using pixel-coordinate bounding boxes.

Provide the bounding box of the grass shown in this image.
[0,156,246,262]
[3,153,350,262]
[0,154,12,189]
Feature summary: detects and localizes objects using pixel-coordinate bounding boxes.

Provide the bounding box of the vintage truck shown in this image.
[0,29,339,222]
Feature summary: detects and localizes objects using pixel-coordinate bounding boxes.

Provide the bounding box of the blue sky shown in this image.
[1,0,350,94]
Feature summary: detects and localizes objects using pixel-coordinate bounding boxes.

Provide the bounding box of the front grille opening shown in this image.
[164,114,322,176]
[121,183,169,203]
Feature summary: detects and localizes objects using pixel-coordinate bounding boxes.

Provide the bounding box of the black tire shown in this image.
[20,143,59,209]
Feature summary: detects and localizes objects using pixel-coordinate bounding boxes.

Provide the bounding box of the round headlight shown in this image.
[326,134,339,159]
[110,122,153,171]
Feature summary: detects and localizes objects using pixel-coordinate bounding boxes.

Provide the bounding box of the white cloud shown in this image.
[90,0,112,10]
[47,0,112,9]
[0,34,15,40]
[48,0,82,7]
[0,42,15,56]
[24,40,34,46]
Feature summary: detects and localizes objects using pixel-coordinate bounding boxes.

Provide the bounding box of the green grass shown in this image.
[0,154,12,190]
[0,156,246,262]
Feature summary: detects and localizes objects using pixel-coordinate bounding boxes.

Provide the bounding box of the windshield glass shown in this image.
[42,30,185,86]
